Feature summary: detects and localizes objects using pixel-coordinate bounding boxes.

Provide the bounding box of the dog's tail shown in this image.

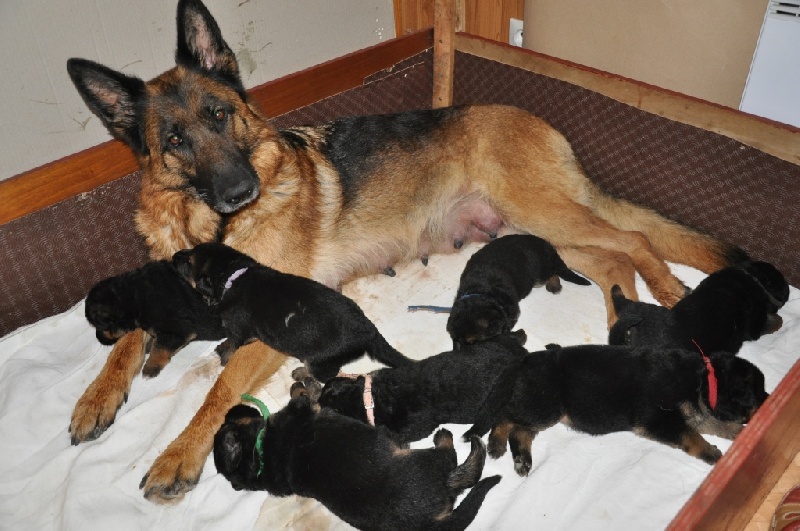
[432,475,501,531]
[589,185,748,273]
[368,333,415,368]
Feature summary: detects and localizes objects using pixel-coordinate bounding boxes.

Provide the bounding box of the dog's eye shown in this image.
[213,108,227,122]
[167,133,183,147]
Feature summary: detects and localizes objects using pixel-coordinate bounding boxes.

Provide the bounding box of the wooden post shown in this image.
[432,0,457,108]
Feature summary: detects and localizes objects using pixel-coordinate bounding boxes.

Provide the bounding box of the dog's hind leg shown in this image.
[557,246,638,329]
[509,198,688,309]
[70,329,148,444]
[140,341,288,504]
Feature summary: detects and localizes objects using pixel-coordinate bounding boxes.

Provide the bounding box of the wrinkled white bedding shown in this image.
[1,245,797,530]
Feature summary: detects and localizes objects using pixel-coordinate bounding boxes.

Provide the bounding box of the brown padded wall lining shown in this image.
[452,51,800,287]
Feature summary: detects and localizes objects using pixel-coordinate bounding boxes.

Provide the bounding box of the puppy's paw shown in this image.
[433,428,454,448]
[487,436,507,459]
[215,339,236,366]
[700,445,723,465]
[69,381,127,444]
[291,366,312,382]
[140,439,204,504]
[141,362,163,379]
[513,453,532,476]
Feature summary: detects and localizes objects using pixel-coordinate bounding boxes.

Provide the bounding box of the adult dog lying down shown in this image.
[463,345,768,476]
[214,387,501,531]
[66,0,745,503]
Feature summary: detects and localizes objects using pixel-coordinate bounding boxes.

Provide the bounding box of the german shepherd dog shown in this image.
[66,0,745,504]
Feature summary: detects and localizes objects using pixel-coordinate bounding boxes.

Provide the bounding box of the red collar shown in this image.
[691,339,718,410]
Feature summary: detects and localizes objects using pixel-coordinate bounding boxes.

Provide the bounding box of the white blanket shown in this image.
[1,245,797,530]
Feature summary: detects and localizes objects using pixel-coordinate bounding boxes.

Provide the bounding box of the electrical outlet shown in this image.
[509,18,524,47]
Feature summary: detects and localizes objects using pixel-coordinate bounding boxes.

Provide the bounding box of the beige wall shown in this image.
[0,0,394,182]
[523,0,767,108]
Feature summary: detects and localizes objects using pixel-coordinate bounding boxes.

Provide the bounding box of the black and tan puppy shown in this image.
[609,261,790,354]
[462,344,768,476]
[85,260,225,377]
[446,234,590,348]
[213,387,501,531]
[317,335,528,443]
[172,242,413,380]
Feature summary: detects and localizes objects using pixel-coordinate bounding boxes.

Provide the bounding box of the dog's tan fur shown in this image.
[67,0,742,504]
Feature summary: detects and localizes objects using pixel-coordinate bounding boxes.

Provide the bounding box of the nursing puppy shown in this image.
[446,234,590,348]
[85,260,225,378]
[317,335,528,443]
[213,388,501,531]
[463,344,768,475]
[173,242,413,380]
[609,261,790,354]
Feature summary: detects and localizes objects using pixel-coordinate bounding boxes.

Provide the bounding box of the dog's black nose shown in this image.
[224,183,255,205]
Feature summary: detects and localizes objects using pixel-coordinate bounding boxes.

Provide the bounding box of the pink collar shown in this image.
[692,339,718,410]
[363,374,375,426]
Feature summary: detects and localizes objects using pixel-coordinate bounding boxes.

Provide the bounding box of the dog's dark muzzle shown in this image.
[211,163,260,214]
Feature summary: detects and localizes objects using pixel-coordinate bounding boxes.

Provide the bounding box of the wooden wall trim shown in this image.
[455,33,800,166]
[432,0,456,108]
[0,30,433,226]
[668,358,800,530]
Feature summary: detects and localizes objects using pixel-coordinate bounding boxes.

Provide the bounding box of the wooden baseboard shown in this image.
[0,30,433,226]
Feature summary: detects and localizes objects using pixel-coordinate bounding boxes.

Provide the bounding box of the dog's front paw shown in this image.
[69,380,127,444]
[140,439,205,504]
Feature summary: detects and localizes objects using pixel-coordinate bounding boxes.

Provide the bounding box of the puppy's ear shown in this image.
[224,404,261,422]
[175,0,244,94]
[608,315,642,345]
[610,285,632,317]
[67,58,147,155]
[172,250,195,282]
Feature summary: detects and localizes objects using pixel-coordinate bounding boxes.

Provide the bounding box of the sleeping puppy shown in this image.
[213,386,501,531]
[172,242,414,381]
[608,261,789,353]
[463,344,768,476]
[316,334,529,444]
[446,234,590,348]
[85,260,225,377]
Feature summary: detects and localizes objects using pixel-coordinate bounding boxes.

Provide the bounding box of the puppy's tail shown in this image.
[589,185,748,273]
[447,436,487,493]
[555,257,592,287]
[432,475,501,531]
[368,334,415,368]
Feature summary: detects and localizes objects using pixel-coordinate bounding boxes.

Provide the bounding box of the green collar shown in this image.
[241,393,270,477]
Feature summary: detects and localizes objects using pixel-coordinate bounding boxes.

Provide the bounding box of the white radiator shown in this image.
[740,1,800,127]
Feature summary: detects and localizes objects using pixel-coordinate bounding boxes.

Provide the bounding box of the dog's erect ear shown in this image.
[66,58,147,155]
[610,285,632,317]
[175,0,244,94]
